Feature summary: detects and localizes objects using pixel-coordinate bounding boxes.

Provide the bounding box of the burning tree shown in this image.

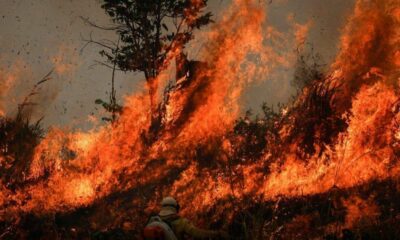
[96,0,212,126]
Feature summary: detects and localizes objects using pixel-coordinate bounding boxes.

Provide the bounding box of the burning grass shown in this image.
[1,0,400,239]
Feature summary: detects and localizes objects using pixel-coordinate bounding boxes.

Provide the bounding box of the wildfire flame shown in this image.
[1,0,400,238]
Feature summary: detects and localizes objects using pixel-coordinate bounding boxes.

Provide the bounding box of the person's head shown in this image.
[159,196,180,217]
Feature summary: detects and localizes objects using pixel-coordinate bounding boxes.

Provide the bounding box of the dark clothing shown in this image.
[160,214,219,239]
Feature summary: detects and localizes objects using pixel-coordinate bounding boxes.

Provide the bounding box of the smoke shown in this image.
[0,60,21,117]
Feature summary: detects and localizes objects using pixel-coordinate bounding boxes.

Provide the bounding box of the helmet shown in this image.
[159,196,180,216]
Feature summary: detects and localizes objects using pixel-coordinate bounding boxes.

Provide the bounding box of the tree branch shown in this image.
[80,16,119,31]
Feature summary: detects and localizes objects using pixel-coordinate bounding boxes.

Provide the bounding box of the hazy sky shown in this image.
[0,0,355,130]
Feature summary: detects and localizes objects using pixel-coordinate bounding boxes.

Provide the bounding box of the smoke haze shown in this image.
[0,0,354,129]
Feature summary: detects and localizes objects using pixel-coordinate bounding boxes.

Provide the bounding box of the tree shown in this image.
[95,39,123,123]
[98,0,212,123]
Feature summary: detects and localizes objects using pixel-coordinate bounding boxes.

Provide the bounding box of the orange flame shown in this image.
[1,0,400,236]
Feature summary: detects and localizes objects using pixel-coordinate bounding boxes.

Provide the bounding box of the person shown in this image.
[156,196,229,240]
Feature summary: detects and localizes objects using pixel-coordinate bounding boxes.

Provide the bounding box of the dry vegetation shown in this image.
[1,0,400,239]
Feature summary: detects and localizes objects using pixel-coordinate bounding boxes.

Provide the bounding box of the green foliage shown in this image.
[100,0,212,79]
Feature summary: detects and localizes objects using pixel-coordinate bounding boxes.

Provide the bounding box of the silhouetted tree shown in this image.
[95,39,122,123]
[98,0,212,123]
